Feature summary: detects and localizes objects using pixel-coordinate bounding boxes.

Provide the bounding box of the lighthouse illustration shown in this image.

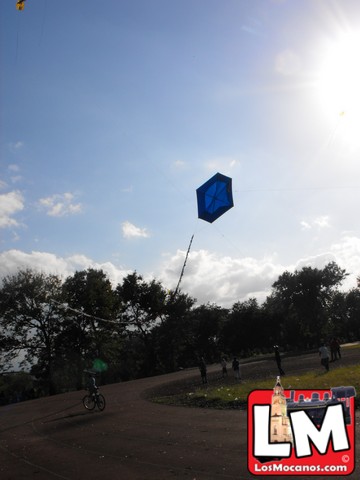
[270,376,293,444]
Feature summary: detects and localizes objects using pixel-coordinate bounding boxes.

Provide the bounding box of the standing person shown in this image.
[221,357,228,378]
[335,338,341,359]
[199,357,207,384]
[274,345,285,376]
[232,357,241,381]
[330,337,338,361]
[331,337,341,360]
[319,343,330,372]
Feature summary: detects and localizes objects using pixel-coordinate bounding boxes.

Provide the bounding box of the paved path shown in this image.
[0,348,359,479]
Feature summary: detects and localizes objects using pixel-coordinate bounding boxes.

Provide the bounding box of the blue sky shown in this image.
[2,0,360,306]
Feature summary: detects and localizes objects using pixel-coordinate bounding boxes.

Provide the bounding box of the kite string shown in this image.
[173,217,209,296]
[38,0,48,47]
[173,234,194,297]
[50,299,126,325]
[232,114,347,196]
[15,11,21,65]
[210,221,245,259]
[234,185,360,194]
[322,113,343,151]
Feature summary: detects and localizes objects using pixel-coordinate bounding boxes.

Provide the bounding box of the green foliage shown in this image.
[196,364,360,408]
[269,262,348,348]
[220,298,269,355]
[151,362,360,410]
[0,269,64,394]
[117,272,167,336]
[60,268,123,388]
[0,261,359,404]
[0,372,36,404]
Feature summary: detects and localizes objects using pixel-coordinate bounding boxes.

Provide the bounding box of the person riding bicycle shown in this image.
[86,372,98,397]
[82,371,106,411]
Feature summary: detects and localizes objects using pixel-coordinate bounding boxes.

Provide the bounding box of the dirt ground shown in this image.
[0,346,359,480]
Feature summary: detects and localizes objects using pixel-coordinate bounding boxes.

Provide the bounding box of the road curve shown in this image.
[0,349,359,479]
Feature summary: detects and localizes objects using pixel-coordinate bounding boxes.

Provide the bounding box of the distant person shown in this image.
[319,343,330,372]
[274,345,285,376]
[199,357,207,384]
[221,357,228,378]
[335,338,341,359]
[232,357,241,380]
[330,337,341,361]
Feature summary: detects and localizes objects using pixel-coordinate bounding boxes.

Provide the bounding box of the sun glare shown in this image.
[318,33,360,114]
[318,34,360,150]
[316,32,360,149]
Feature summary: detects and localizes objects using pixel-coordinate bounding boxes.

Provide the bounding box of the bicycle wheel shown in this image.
[96,394,106,411]
[83,394,96,410]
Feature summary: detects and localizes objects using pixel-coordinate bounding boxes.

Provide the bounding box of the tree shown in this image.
[325,290,348,340]
[270,262,347,347]
[0,269,63,394]
[344,288,360,341]
[220,298,263,355]
[116,272,168,376]
[117,272,167,335]
[186,303,227,362]
[61,268,121,385]
[151,291,196,372]
[261,295,287,348]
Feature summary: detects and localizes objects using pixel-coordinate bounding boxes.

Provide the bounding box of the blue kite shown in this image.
[196,172,234,223]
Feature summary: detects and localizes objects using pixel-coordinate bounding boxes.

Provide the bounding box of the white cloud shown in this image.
[38,192,82,217]
[173,160,186,169]
[0,191,24,228]
[158,248,284,306]
[329,235,360,287]
[12,231,20,242]
[1,235,359,307]
[7,165,22,184]
[204,156,241,173]
[275,48,301,76]
[295,253,337,271]
[241,25,261,36]
[300,220,311,230]
[121,185,133,193]
[300,215,331,230]
[0,250,131,287]
[240,17,263,37]
[277,236,360,292]
[10,176,23,184]
[158,234,360,306]
[122,221,150,239]
[9,141,23,152]
[314,215,330,228]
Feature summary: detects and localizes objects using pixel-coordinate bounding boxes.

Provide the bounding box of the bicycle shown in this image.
[82,389,106,411]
